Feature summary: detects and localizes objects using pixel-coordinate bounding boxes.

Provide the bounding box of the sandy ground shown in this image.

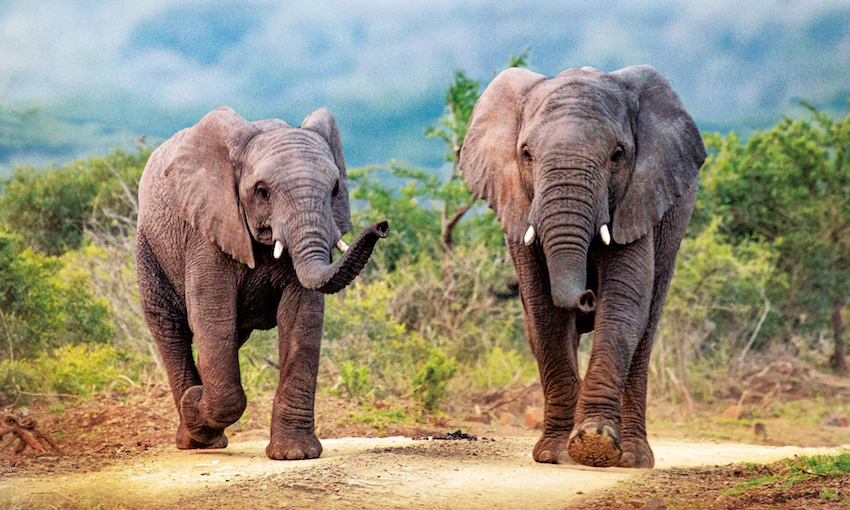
[2,436,845,510]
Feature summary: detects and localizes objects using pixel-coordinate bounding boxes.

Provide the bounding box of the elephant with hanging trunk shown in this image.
[136,106,388,460]
[460,65,705,468]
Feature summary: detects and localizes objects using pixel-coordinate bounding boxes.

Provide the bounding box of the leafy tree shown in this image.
[0,147,149,255]
[701,102,850,373]
[423,51,532,251]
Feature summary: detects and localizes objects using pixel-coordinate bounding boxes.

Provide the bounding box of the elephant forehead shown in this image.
[250,129,333,159]
[248,131,338,176]
[523,74,627,123]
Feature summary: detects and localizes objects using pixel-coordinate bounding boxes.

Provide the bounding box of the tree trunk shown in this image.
[830,302,848,375]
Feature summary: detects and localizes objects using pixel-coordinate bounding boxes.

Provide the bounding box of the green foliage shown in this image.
[652,219,776,403]
[323,280,431,395]
[385,243,525,363]
[61,242,152,356]
[728,453,850,497]
[349,163,444,267]
[237,329,280,398]
[0,146,148,255]
[412,348,458,414]
[699,103,850,350]
[335,362,371,402]
[425,71,480,163]
[506,47,532,69]
[0,232,112,362]
[0,344,137,404]
[468,347,537,389]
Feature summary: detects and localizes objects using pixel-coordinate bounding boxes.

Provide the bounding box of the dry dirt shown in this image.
[2,435,843,510]
[2,353,850,510]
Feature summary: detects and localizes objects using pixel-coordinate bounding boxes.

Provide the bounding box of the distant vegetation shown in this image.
[0,53,847,418]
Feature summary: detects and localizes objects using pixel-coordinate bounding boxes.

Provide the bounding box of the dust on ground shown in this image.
[2,352,850,509]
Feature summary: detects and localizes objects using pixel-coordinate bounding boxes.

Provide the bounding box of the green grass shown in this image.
[726,453,850,496]
[333,401,415,437]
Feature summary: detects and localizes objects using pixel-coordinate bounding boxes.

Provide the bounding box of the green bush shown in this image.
[0,344,137,404]
[0,232,113,362]
[652,218,776,404]
[469,347,537,389]
[335,362,371,402]
[323,280,431,395]
[412,348,458,414]
[0,146,149,255]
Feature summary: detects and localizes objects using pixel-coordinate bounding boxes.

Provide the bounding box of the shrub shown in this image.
[0,344,137,405]
[0,233,113,362]
[469,347,537,389]
[323,280,431,395]
[412,348,458,414]
[335,362,371,402]
[0,146,148,255]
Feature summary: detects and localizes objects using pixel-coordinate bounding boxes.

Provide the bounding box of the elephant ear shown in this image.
[301,108,352,236]
[609,65,706,245]
[460,67,546,243]
[167,107,258,268]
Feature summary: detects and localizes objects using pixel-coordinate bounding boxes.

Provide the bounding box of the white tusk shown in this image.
[523,225,536,246]
[336,239,349,253]
[273,240,284,259]
[600,224,611,246]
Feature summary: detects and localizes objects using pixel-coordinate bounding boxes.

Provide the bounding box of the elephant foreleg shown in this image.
[568,233,654,467]
[179,254,246,449]
[508,240,581,465]
[618,188,697,468]
[266,284,323,461]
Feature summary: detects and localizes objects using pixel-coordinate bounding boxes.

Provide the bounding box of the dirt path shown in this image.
[2,436,844,510]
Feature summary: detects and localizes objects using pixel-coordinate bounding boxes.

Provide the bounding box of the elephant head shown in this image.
[460,65,705,309]
[166,106,387,293]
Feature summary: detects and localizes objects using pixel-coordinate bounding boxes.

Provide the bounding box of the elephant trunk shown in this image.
[535,169,599,311]
[290,220,389,294]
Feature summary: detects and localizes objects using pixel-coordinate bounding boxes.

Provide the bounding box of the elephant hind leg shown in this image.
[137,232,206,448]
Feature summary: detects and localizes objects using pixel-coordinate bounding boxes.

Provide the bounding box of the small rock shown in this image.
[524,407,544,430]
[499,412,516,426]
[823,414,849,427]
[645,497,667,510]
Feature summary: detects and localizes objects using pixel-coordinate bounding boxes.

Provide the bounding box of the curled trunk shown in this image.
[292,221,389,294]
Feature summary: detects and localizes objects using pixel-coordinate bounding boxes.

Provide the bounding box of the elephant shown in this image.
[460,65,705,468]
[136,106,388,460]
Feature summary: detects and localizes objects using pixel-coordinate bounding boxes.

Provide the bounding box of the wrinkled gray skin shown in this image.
[136,107,387,460]
[460,66,705,468]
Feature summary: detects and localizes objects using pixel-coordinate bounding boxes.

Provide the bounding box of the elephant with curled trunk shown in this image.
[136,106,388,460]
[460,65,705,468]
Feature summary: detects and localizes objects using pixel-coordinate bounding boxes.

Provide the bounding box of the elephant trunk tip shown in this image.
[371,220,390,238]
[551,275,596,312]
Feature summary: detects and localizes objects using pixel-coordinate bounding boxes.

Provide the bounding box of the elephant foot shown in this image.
[266,433,322,461]
[178,385,228,447]
[175,420,228,450]
[533,435,576,465]
[618,436,654,468]
[567,421,621,467]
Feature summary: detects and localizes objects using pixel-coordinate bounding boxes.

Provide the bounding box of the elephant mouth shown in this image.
[254,227,273,244]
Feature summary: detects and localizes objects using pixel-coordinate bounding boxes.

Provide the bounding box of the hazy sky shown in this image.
[1,0,848,169]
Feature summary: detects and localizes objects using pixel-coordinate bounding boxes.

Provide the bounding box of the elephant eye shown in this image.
[255,185,269,200]
[521,146,532,163]
[611,146,626,163]
[332,181,340,198]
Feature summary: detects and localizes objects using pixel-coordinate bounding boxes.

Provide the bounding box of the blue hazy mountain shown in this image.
[1,1,848,174]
